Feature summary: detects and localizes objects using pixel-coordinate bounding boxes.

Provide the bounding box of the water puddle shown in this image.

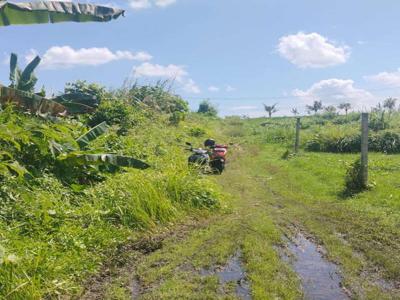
[201,251,252,300]
[283,233,350,300]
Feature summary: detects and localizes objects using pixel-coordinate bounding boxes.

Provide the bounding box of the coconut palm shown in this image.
[291,108,299,116]
[338,102,352,116]
[306,100,323,115]
[263,103,278,118]
[383,97,397,113]
[0,1,124,27]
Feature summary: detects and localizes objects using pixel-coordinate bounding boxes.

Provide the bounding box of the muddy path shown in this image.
[79,144,399,299]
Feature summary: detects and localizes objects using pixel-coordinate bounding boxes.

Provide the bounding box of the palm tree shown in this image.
[306,100,323,115]
[338,103,352,116]
[291,108,299,116]
[383,97,397,113]
[263,103,278,118]
[0,1,124,27]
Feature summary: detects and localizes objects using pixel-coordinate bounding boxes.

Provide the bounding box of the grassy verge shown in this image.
[0,111,222,299]
[255,145,400,298]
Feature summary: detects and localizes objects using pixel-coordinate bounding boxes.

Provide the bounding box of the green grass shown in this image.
[0,111,222,299]
[103,145,301,300]
[102,115,400,299]
[2,107,400,299]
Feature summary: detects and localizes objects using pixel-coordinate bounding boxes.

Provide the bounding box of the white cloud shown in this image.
[226,85,236,92]
[133,62,187,82]
[365,69,400,87]
[183,79,201,94]
[293,78,375,108]
[277,32,350,68]
[132,62,200,94]
[230,106,257,111]
[208,86,220,92]
[155,0,176,7]
[129,0,176,10]
[27,46,152,69]
[129,0,151,10]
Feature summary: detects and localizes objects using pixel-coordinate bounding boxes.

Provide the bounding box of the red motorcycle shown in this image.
[209,143,228,174]
[187,139,228,174]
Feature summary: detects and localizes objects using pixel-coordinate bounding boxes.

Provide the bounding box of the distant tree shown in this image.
[198,99,218,117]
[324,105,337,114]
[291,108,299,116]
[371,102,383,113]
[338,102,352,116]
[383,97,397,113]
[263,103,278,118]
[306,100,323,115]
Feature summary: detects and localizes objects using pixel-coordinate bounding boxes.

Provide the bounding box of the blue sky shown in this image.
[2,0,400,116]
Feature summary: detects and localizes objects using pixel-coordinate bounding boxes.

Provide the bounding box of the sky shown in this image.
[2,0,400,117]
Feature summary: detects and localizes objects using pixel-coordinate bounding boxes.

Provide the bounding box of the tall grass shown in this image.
[0,107,221,298]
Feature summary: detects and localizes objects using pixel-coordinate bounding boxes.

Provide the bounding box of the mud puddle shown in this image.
[201,251,251,300]
[283,233,349,300]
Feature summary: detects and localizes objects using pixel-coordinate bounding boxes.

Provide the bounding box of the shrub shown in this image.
[343,159,367,196]
[189,127,206,137]
[369,111,389,131]
[169,111,186,126]
[88,99,137,134]
[197,100,218,117]
[305,130,400,154]
[124,82,189,115]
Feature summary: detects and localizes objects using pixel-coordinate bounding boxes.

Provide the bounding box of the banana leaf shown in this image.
[76,121,108,149]
[54,92,99,108]
[58,153,150,170]
[0,85,67,116]
[9,53,19,88]
[0,160,29,178]
[0,1,124,26]
[59,101,95,114]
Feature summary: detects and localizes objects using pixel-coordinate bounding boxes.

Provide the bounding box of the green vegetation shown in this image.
[197,99,218,117]
[98,113,400,299]
[2,69,400,300]
[0,1,124,27]
[0,82,222,298]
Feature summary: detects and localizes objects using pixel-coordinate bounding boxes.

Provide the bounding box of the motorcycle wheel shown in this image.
[211,160,225,175]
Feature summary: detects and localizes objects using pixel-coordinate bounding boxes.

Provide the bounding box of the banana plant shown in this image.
[2,53,99,115]
[0,1,124,27]
[9,53,41,93]
[76,121,108,149]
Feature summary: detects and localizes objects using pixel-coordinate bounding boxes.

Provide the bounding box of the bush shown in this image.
[88,99,138,134]
[197,100,218,117]
[124,82,190,115]
[189,127,206,137]
[169,111,186,126]
[343,159,367,196]
[369,111,388,131]
[63,80,107,108]
[305,130,400,154]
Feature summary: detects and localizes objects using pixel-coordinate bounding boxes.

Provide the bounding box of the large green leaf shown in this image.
[58,153,150,170]
[0,1,124,26]
[17,55,41,92]
[9,53,19,88]
[58,101,95,114]
[0,86,67,116]
[76,121,108,149]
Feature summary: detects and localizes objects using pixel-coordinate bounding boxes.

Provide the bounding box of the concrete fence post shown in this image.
[361,113,369,187]
[294,117,301,153]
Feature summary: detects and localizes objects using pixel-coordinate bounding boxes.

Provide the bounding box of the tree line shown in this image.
[263,97,400,118]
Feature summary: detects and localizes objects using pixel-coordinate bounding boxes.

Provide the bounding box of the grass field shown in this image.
[92,115,400,299]
[1,98,399,299]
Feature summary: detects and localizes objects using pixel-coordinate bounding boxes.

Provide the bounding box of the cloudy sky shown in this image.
[2,0,400,116]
